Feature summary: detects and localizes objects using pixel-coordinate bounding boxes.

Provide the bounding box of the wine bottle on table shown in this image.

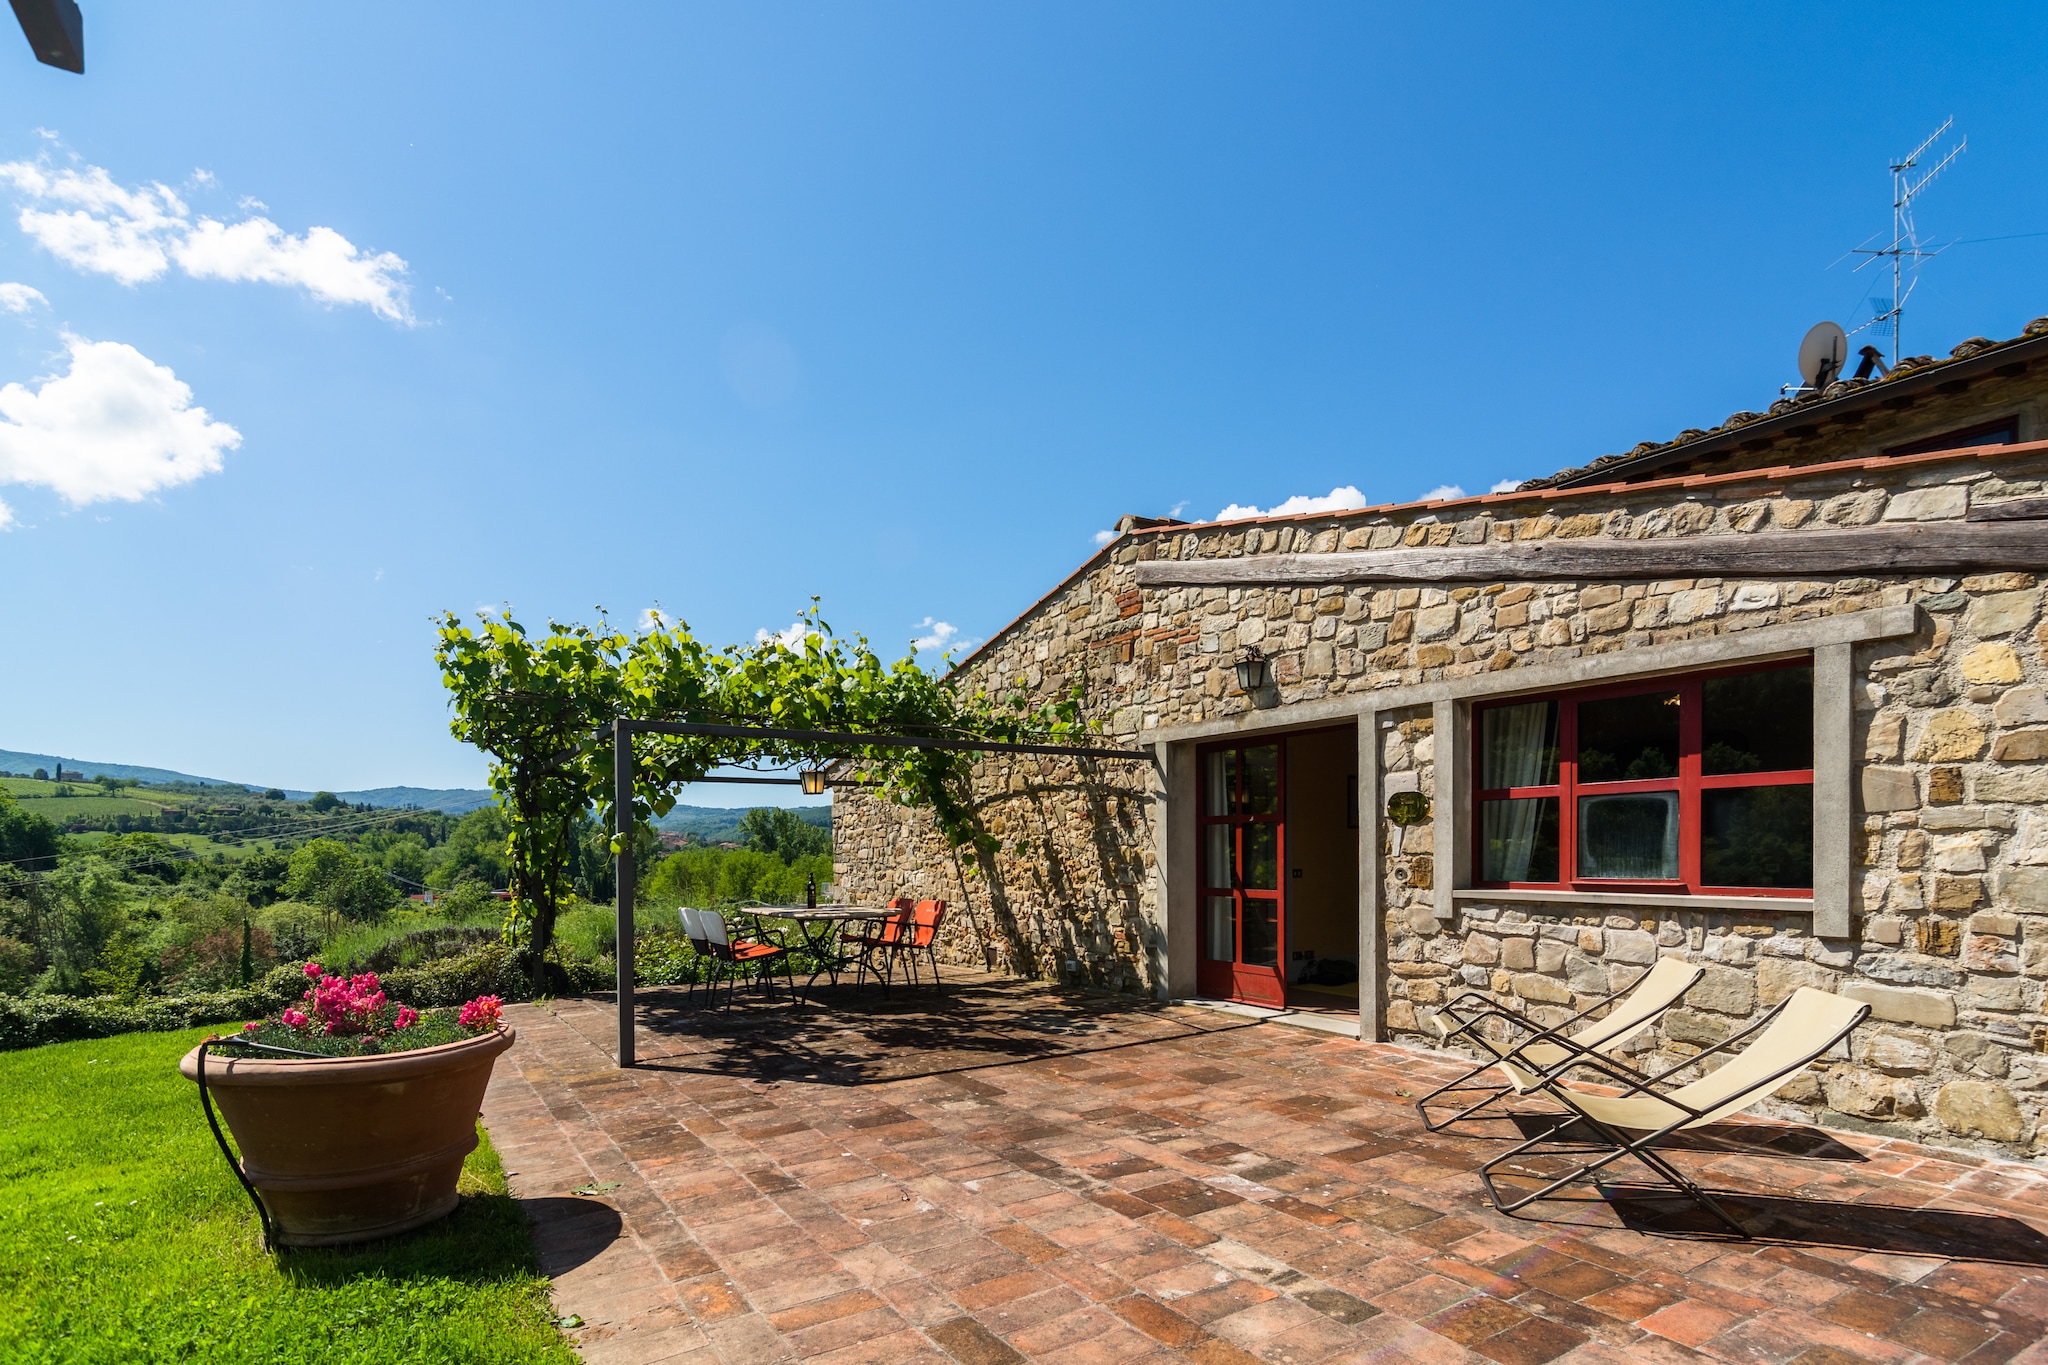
[806,873,817,908]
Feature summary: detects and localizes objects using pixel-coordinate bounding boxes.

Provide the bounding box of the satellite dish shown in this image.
[1798,321,1848,389]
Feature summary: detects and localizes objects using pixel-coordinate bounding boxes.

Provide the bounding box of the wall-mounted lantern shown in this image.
[1234,645,1270,693]
[800,769,827,796]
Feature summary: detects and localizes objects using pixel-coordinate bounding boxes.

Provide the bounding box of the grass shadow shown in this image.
[277,1184,548,1287]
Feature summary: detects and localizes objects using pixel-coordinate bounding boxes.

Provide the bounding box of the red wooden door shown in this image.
[1196,741,1286,1007]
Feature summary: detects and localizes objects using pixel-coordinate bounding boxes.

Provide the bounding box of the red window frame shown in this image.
[1471,658,1813,898]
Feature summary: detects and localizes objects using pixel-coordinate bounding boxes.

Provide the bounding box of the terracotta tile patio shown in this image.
[481,972,2048,1365]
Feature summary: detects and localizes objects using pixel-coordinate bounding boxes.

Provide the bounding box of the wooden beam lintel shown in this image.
[1133,522,2048,587]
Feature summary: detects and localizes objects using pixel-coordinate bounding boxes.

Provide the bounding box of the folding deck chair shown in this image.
[1415,956,1704,1131]
[1474,985,1870,1235]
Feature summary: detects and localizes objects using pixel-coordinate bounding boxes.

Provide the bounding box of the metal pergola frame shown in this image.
[604,717,1153,1065]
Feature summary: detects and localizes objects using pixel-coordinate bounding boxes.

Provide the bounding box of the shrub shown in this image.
[0,964,304,1052]
[379,943,533,1009]
[634,932,707,986]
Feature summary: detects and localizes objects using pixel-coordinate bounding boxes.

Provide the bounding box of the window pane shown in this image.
[1241,899,1278,967]
[1577,791,1679,879]
[1576,690,1680,782]
[1482,797,1559,882]
[1242,823,1278,889]
[1204,750,1235,816]
[1204,896,1235,961]
[1704,668,1813,775]
[1242,745,1280,815]
[1481,701,1559,790]
[1204,825,1233,889]
[1702,785,1813,889]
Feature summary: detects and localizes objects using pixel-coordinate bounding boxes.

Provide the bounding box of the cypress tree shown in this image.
[240,918,253,986]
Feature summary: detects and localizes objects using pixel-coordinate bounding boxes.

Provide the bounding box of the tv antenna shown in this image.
[1850,118,1965,367]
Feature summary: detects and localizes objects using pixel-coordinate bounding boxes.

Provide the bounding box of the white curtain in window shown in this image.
[1483,702,1551,880]
[1578,792,1680,879]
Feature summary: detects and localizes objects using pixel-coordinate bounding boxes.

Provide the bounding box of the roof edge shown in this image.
[945,436,2048,682]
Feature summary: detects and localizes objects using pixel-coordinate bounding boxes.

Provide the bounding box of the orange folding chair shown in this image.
[850,898,915,995]
[863,899,948,996]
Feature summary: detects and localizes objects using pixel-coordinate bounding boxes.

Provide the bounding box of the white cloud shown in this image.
[0,335,240,508]
[1169,499,1189,517]
[0,282,47,313]
[912,617,979,657]
[1422,484,1466,502]
[638,607,666,633]
[1489,478,1523,494]
[0,153,412,322]
[0,497,13,529]
[1216,485,1369,521]
[1093,528,1116,546]
[755,620,810,649]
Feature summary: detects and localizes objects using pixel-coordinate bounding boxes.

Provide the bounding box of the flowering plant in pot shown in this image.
[180,963,517,1248]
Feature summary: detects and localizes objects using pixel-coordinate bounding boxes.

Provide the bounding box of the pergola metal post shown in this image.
[614,720,636,1068]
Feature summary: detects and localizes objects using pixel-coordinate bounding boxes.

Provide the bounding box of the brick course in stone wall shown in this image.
[834,445,2048,1158]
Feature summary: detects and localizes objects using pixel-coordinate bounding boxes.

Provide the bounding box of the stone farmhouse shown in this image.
[833,317,2048,1159]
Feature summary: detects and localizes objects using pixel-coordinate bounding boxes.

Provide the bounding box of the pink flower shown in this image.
[394,1006,419,1029]
[242,1021,259,1032]
[302,961,323,979]
[459,995,503,1030]
[281,1008,311,1031]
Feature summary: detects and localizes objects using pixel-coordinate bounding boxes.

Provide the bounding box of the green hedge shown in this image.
[0,965,305,1052]
[0,944,552,1052]
[378,943,535,1008]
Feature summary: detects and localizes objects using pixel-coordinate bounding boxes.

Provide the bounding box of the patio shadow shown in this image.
[1503,1112,1867,1161]
[1600,1183,2048,1263]
[626,974,1255,1087]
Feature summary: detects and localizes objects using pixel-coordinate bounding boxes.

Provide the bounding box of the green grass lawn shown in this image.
[66,830,280,859]
[7,794,180,821]
[0,1028,574,1364]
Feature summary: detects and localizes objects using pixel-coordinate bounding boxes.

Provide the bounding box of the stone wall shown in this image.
[832,443,2048,1157]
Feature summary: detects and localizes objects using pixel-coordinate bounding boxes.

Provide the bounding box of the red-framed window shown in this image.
[1472,659,1813,897]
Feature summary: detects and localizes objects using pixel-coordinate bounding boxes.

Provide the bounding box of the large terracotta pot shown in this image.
[178,1026,515,1247]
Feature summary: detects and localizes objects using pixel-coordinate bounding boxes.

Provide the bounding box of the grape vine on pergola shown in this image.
[602,717,1154,1067]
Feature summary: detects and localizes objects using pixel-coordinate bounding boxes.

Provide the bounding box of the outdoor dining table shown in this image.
[745,904,895,994]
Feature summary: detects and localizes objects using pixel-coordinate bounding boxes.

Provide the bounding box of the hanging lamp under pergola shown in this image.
[602,717,1154,1065]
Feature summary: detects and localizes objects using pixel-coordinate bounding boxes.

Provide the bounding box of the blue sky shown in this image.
[2,4,2046,800]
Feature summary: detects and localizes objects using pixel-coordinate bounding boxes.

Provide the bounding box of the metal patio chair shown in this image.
[1474,985,1870,1236]
[682,905,794,1008]
[1414,956,1704,1131]
[850,898,916,995]
[865,899,949,996]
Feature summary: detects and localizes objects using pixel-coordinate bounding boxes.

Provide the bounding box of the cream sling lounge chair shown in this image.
[1415,956,1704,1131]
[1475,986,1871,1235]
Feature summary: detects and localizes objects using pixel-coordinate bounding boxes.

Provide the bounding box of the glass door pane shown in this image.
[1204,896,1235,961]
[1204,825,1234,890]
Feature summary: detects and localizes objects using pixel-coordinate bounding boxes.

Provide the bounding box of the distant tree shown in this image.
[31,768,46,781]
[0,788,60,870]
[221,849,291,906]
[307,791,341,814]
[738,807,832,862]
[41,859,127,994]
[359,830,430,888]
[427,806,513,890]
[285,838,395,934]
[262,788,286,801]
